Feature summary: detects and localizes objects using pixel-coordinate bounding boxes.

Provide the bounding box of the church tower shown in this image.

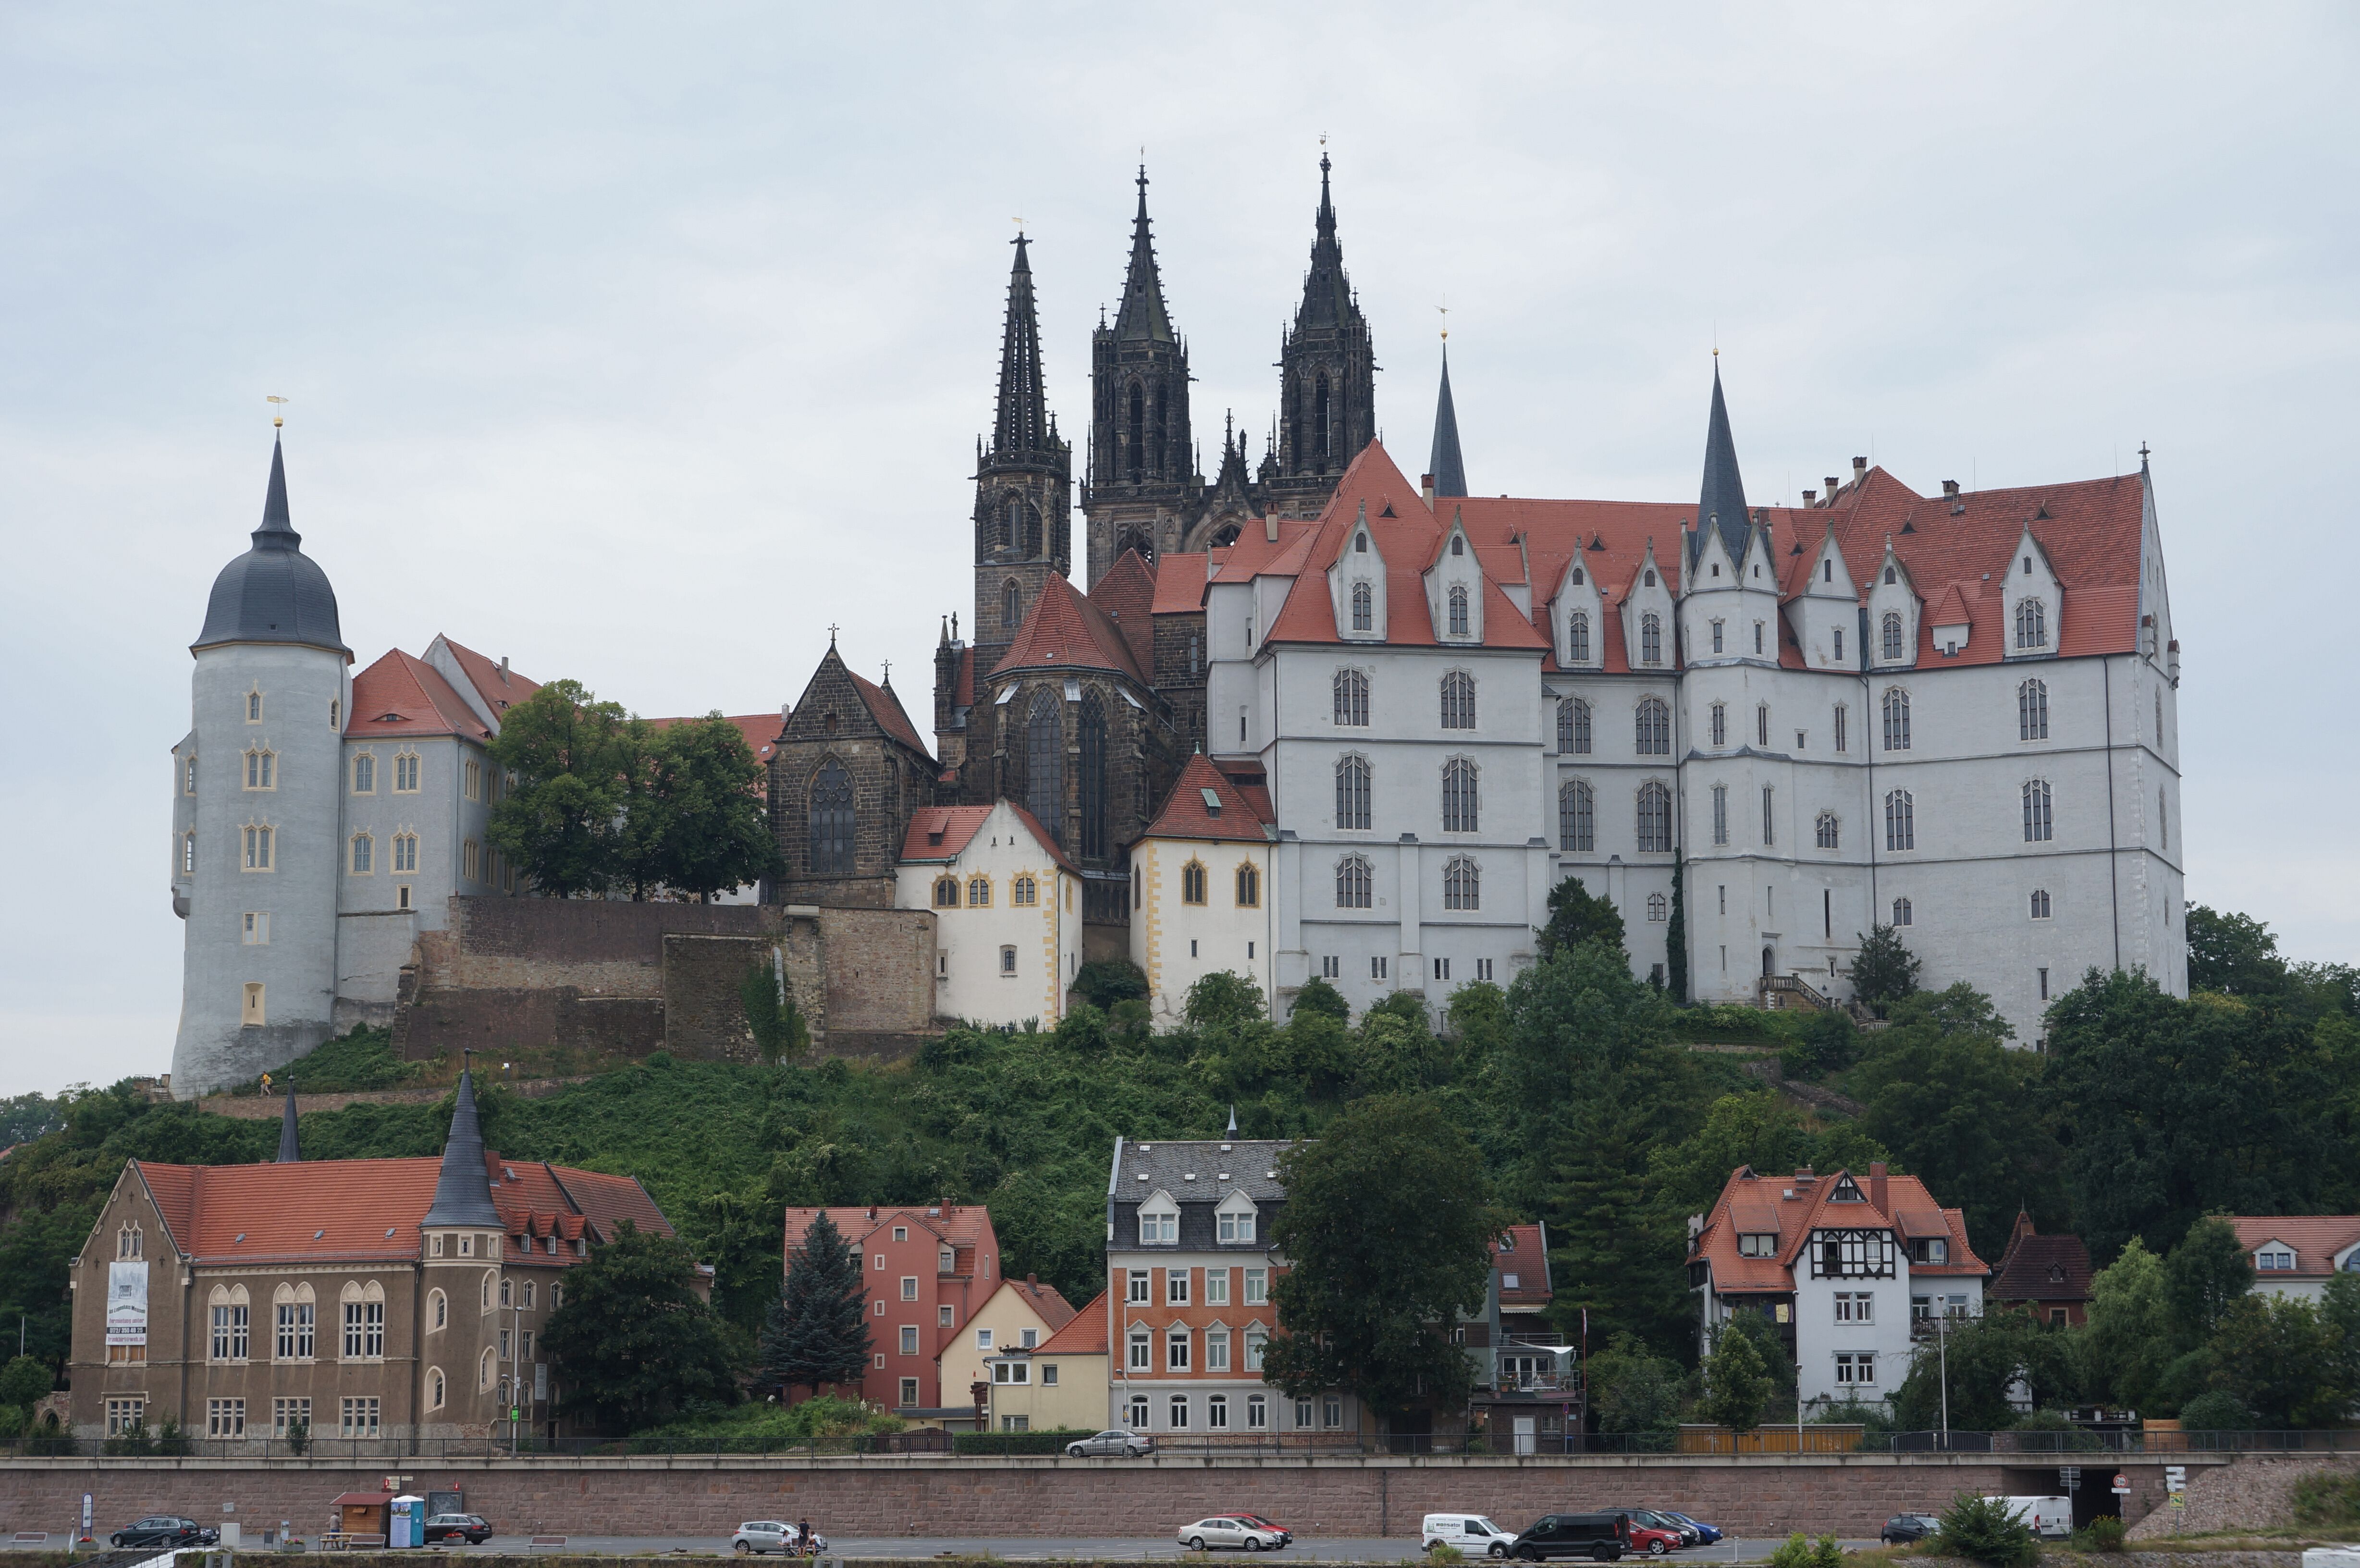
[1083,167,1198,584]
[971,233,1073,669]
[1265,152,1377,518]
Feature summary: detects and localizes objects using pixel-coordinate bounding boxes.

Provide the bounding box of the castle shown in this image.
[172,156,2187,1094]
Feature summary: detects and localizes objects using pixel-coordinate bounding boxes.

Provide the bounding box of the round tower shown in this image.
[170,431,353,1098]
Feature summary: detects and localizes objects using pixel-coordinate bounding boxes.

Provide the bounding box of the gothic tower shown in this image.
[1083,167,1198,585]
[971,234,1073,670]
[1265,152,1377,518]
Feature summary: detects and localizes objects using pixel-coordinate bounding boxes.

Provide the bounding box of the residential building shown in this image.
[1471,1222,1578,1453]
[894,801,1083,1026]
[779,1204,1004,1421]
[1688,1162,1988,1412]
[1989,1211,2094,1326]
[1104,1135,1356,1439]
[68,1071,688,1444]
[942,1276,1079,1429]
[1130,756,1277,1022]
[2228,1216,2360,1303]
[980,1289,1111,1434]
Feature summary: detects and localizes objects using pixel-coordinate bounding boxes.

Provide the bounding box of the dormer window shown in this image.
[1909,1237,1948,1265]
[1217,1200,1257,1244]
[1571,567,1584,586]
[1447,585,1469,636]
[1737,1233,1775,1258]
[1139,1199,1179,1245]
[1644,569,1657,588]
[1351,582,1373,632]
[1829,1178,1864,1202]
[2257,1246,2296,1271]
[1450,535,1464,557]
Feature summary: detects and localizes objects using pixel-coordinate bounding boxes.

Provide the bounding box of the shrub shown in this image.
[1426,1545,1466,1564]
[950,1428,1095,1456]
[2068,1517,2127,1553]
[2177,1389,2256,1431]
[24,1410,73,1456]
[2293,1472,2360,1532]
[1073,959,1147,1011]
[1930,1494,2036,1568]
[1768,1533,1814,1568]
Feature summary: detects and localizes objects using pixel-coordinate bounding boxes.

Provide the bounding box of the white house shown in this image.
[1688,1163,1988,1412]
[1130,755,1278,1022]
[896,800,1082,1027]
[2228,1216,2360,1305]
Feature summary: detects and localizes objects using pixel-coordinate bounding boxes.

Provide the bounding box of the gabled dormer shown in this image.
[1550,548,1603,669]
[1928,585,1973,659]
[1215,1187,1260,1245]
[1327,503,1388,643]
[2003,526,2061,660]
[1620,540,1675,671]
[1424,507,1485,645]
[1784,523,1861,669]
[1135,1187,1180,1245]
[1867,539,1920,670]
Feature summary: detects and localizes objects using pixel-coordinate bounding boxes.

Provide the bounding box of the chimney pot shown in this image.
[1942,480,1960,498]
[1852,456,1868,477]
[1801,490,1817,505]
[499,656,509,679]
[1264,512,1278,543]
[1824,475,1842,497]
[1870,1161,1889,1210]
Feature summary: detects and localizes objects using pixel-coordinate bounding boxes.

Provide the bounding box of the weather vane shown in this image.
[1438,299,1449,342]
[267,393,289,429]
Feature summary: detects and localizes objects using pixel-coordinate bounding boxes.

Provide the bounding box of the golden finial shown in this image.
[1438,299,1449,342]
[267,393,288,429]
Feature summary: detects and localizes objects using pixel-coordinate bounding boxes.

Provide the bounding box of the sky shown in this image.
[1,2,2354,1096]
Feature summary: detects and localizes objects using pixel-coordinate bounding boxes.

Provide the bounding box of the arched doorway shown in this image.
[1762,945,1777,980]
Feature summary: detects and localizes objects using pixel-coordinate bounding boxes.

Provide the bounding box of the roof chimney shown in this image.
[1869,1161,1888,1212]
[1801,490,1817,506]
[1421,472,1436,503]
[1824,475,1842,500]
[1263,511,1278,543]
[499,655,509,680]
[1942,480,1960,498]
[1852,456,1868,480]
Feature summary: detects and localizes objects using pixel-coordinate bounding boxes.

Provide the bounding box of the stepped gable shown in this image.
[346,650,492,738]
[1089,548,1159,674]
[990,572,1150,686]
[1143,754,1276,844]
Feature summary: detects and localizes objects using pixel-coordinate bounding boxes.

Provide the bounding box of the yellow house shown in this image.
[978,1289,1111,1433]
[1130,757,1275,1024]
[938,1274,1076,1414]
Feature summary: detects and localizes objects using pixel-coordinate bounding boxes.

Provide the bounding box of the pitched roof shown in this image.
[1035,1289,1110,1356]
[1091,550,1159,674]
[782,1203,1000,1260]
[1111,1137,1299,1205]
[988,1274,1080,1333]
[1691,1164,1988,1295]
[1694,364,1752,568]
[1990,1213,2094,1302]
[1493,1223,1550,1309]
[1150,553,1214,615]
[848,670,933,760]
[1141,754,1276,844]
[990,572,1150,685]
[346,650,493,738]
[432,636,541,720]
[1928,583,1975,629]
[648,712,784,767]
[898,801,1078,875]
[2228,1215,2360,1277]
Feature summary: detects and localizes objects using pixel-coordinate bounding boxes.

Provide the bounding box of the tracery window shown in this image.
[1881,612,1905,662]
[1636,782,1672,853]
[1443,856,1480,911]
[1350,581,1373,632]
[1441,758,1480,833]
[2023,778,2053,843]
[1333,669,1369,726]
[1816,812,1840,849]
[1881,688,1911,752]
[1710,702,1726,748]
[1885,789,1915,852]
[1440,671,1476,729]
[1025,692,1062,844]
[2018,678,2049,741]
[1560,698,1591,755]
[1559,779,1594,852]
[1334,755,1371,830]
[1335,855,1372,909]
[809,760,855,874]
[1566,611,1590,664]
[1640,612,1663,665]
[1447,585,1470,637]
[1181,860,1207,905]
[2015,597,2048,650]
[1635,698,1671,756]
[1078,691,1108,859]
[1003,580,1021,629]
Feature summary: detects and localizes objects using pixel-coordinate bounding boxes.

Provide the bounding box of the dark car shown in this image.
[111,1518,212,1549]
[1882,1515,1942,1546]
[1658,1514,1722,1546]
[1510,1514,1628,1562]
[423,1513,494,1545]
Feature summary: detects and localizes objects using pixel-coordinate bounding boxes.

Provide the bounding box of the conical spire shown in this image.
[1428,345,1467,498]
[256,433,299,549]
[275,1083,301,1163]
[420,1066,502,1229]
[991,234,1052,459]
[1697,360,1752,566]
[1112,166,1174,343]
[1294,151,1353,331]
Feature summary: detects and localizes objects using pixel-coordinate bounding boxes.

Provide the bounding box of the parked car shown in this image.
[1509,1513,1628,1562]
[1424,1515,1515,1557]
[1988,1497,2075,1539]
[732,1521,825,1555]
[1881,1515,1942,1546]
[422,1514,494,1545]
[1177,1517,1289,1552]
[1625,1512,1698,1548]
[1657,1513,1722,1546]
[1066,1428,1155,1458]
[111,1518,213,1549]
[1234,1515,1293,1546]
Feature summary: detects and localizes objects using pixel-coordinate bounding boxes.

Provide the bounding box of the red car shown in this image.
[1620,1519,1684,1556]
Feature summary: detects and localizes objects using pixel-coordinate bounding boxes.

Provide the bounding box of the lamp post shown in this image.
[1938,1311,1951,1450]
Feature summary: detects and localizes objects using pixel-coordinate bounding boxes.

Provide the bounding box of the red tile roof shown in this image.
[990,1275,1080,1334]
[847,671,933,760]
[1091,549,1159,675]
[1691,1164,1988,1295]
[783,1204,1001,1265]
[990,573,1150,685]
[647,712,785,765]
[433,636,541,718]
[2229,1216,2360,1278]
[1150,553,1214,615]
[1990,1213,2094,1303]
[1141,755,1276,844]
[1492,1223,1551,1308]
[346,650,494,739]
[1035,1289,1109,1356]
[901,805,996,862]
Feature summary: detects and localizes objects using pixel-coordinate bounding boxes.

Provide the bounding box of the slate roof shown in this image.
[1108,1136,1299,1205]
[1990,1212,2094,1303]
[1428,347,1468,499]
[2228,1216,2360,1278]
[346,650,494,739]
[193,436,351,658]
[1691,1164,1988,1295]
[1141,755,1276,845]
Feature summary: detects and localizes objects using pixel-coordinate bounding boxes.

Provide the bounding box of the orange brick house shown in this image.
[780,1204,1007,1422]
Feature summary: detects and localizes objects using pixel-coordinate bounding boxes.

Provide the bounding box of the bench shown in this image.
[321,1534,386,1552]
[10,1534,48,1546]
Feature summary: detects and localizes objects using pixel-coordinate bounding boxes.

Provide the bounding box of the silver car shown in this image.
[731,1521,824,1556]
[1178,1517,1287,1552]
[1065,1427,1156,1458]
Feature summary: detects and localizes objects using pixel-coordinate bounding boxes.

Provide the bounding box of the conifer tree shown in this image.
[760,1211,872,1398]
[1544,1092,1685,1352]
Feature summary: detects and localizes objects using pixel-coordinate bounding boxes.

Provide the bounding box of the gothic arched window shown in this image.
[1567,611,1590,664]
[1335,755,1371,831]
[1816,812,1840,849]
[2022,778,2053,843]
[1315,375,1332,463]
[2015,597,2048,650]
[1559,779,1594,852]
[1336,855,1372,909]
[1078,691,1108,860]
[1635,697,1671,756]
[1152,388,1168,478]
[809,760,855,875]
[1441,757,1479,833]
[1440,671,1476,730]
[1350,581,1373,632]
[1127,383,1145,484]
[1000,498,1017,550]
[1447,585,1470,637]
[1333,669,1368,727]
[2019,678,2050,741]
[1002,579,1021,630]
[1881,612,1906,662]
[1640,612,1663,665]
[1636,781,1673,853]
[1555,697,1586,755]
[1885,789,1916,852]
[1025,692,1063,844]
[1882,687,1912,752]
[1444,856,1480,912]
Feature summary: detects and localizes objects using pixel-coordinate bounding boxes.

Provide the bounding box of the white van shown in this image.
[1987,1497,2075,1539]
[1424,1516,1514,1557]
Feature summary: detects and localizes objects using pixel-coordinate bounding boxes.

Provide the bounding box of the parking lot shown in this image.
[400,1534,1881,1560]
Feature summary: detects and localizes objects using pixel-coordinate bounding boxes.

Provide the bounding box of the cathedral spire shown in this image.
[1428,343,1467,498]
[1295,150,1352,332]
[1112,166,1173,344]
[421,1063,502,1229]
[991,233,1051,459]
[1696,358,1751,566]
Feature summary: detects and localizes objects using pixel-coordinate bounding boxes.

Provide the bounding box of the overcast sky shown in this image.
[2,3,2353,1096]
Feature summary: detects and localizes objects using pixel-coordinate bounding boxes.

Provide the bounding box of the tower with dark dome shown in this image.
[170,431,354,1095]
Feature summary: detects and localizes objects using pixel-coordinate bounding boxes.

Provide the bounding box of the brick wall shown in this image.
[0,1455,2225,1540]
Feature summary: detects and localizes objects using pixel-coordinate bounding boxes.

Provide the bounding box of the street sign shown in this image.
[2169,1495,2185,1510]
[2112,1473,2130,1495]
[2166,1465,2187,1494]
[2061,1466,2081,1490]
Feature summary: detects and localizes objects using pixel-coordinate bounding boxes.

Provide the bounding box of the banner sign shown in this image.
[106,1262,148,1346]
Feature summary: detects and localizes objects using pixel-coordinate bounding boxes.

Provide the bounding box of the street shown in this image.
[413,1536,1882,1560]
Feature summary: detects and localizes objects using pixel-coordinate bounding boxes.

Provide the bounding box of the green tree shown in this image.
[1718,1306,1798,1420]
[1290,975,1349,1023]
[1185,971,1267,1031]
[2206,1293,2347,1428]
[1584,1332,1682,1437]
[0,1353,52,1411]
[487,679,644,898]
[1699,1322,1771,1433]
[2185,905,2288,998]
[2164,1217,2254,1348]
[758,1210,873,1399]
[1665,862,1688,1004]
[1892,1311,2074,1431]
[1494,943,1674,1143]
[2083,1237,2173,1412]
[1544,1091,1688,1354]
[1848,924,1921,1017]
[637,715,782,901]
[1073,959,1147,1011]
[1537,877,1626,961]
[541,1219,737,1431]
[1263,1095,1505,1423]
[740,959,811,1067]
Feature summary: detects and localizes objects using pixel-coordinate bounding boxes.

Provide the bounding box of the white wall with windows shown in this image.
[894,801,1077,1028]
[1131,829,1273,1024]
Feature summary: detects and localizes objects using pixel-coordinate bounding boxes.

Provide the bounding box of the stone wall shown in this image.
[390,899,935,1065]
[0,1454,2224,1540]
[2128,1453,2360,1540]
